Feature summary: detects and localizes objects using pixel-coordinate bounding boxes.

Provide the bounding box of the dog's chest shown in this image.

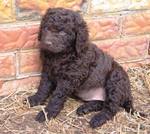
[50,58,70,77]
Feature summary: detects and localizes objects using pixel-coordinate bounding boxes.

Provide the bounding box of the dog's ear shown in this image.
[38,8,53,41]
[38,14,46,41]
[75,14,89,56]
[38,23,42,41]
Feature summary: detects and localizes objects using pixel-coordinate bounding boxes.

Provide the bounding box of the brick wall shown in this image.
[0,0,150,96]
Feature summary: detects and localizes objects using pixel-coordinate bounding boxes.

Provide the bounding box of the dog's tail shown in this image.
[123,100,147,118]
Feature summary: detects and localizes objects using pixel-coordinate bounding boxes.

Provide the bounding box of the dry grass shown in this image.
[0,65,150,134]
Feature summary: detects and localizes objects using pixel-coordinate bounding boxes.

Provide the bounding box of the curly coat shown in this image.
[27,8,134,128]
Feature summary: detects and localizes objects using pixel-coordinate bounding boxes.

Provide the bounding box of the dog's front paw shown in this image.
[35,110,53,123]
[89,115,106,128]
[27,95,41,107]
[76,105,89,116]
[35,111,47,123]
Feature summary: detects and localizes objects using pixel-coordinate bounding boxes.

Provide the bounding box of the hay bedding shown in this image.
[0,65,150,134]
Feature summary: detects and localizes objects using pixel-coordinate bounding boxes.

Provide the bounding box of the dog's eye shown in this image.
[44,27,49,31]
[59,31,66,36]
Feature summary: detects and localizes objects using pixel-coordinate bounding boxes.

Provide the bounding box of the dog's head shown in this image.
[38,8,89,55]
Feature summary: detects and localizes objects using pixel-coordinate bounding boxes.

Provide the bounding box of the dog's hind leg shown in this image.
[89,66,132,128]
[76,100,104,116]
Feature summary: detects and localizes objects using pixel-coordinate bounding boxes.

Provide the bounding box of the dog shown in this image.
[27,8,135,128]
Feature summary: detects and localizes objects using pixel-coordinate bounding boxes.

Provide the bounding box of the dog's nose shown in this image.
[44,41,52,45]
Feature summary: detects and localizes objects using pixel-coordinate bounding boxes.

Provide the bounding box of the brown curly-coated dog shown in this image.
[27,8,135,128]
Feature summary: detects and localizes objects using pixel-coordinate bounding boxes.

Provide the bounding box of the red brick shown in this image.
[18,0,84,15]
[0,25,39,52]
[122,11,150,35]
[0,54,16,77]
[86,18,119,40]
[148,43,150,55]
[0,77,40,96]
[50,0,84,11]
[0,80,4,89]
[19,50,42,74]
[96,36,149,61]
